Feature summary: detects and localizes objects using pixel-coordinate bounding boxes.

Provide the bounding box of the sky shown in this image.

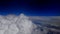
[0,0,60,16]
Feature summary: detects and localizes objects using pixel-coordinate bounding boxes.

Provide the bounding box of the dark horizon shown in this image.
[0,0,60,16]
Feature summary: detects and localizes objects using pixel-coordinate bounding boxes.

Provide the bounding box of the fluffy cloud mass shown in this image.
[0,14,34,34]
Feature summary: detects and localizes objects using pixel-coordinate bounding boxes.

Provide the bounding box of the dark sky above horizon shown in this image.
[0,0,60,16]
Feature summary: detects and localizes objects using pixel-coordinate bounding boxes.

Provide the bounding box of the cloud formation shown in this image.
[29,16,60,26]
[0,14,60,34]
[0,14,33,34]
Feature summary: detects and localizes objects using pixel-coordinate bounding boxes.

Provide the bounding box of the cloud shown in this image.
[29,16,60,26]
[0,13,34,34]
[0,14,60,34]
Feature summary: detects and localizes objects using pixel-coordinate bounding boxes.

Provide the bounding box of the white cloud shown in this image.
[0,13,34,34]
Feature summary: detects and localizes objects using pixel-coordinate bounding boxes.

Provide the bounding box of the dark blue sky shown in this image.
[0,0,60,16]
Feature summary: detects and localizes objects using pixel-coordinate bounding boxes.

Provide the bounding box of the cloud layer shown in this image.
[0,14,60,34]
